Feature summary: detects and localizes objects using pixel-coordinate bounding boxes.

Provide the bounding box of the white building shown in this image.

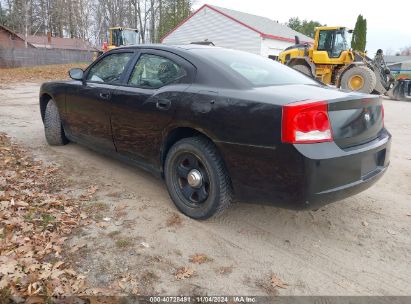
[161,4,313,59]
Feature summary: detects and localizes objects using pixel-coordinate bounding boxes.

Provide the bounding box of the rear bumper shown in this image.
[218,129,391,210]
[298,129,391,209]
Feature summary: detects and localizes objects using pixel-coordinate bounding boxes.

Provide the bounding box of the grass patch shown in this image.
[0,287,12,304]
[115,239,132,248]
[41,213,56,229]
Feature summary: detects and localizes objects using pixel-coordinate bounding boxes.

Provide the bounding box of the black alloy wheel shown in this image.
[164,136,233,219]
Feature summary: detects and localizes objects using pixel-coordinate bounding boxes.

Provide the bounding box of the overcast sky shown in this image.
[194,0,411,56]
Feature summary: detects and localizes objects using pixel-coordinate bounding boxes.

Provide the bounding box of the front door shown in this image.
[64,51,135,151]
[110,51,194,169]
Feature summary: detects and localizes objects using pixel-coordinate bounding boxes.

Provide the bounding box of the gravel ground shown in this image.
[0,82,410,295]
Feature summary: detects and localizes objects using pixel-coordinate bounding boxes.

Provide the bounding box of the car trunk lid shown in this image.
[249,84,384,148]
[327,96,383,149]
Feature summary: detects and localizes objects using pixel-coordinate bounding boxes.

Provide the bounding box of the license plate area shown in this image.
[361,149,386,178]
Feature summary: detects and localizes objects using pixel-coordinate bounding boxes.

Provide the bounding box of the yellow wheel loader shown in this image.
[278,26,395,95]
[102,27,139,52]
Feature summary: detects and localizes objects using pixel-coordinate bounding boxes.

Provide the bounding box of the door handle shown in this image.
[156,99,171,110]
[99,92,111,100]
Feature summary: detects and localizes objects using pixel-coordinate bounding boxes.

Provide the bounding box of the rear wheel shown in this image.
[164,137,233,219]
[340,66,377,93]
[44,99,68,146]
[291,64,312,77]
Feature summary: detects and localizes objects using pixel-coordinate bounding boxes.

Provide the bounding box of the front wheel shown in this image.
[340,66,377,94]
[44,99,68,146]
[164,137,233,219]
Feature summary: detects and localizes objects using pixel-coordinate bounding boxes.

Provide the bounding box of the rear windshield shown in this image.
[194,48,318,87]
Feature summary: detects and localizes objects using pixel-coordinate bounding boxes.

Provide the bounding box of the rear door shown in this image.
[110,50,195,169]
[64,51,135,151]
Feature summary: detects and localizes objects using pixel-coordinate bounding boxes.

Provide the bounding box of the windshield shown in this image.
[121,29,138,45]
[318,29,350,58]
[111,29,138,46]
[194,48,318,87]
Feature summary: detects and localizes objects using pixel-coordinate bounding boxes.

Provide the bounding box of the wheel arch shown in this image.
[39,93,53,122]
[287,57,315,76]
[160,126,223,177]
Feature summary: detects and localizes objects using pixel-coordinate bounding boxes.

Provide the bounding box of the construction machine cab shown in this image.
[315,27,351,59]
[103,27,139,52]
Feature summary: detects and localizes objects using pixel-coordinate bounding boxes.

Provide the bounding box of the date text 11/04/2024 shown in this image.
[149,296,257,303]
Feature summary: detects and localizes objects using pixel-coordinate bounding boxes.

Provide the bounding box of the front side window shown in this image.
[331,31,348,57]
[87,52,133,84]
[128,54,187,89]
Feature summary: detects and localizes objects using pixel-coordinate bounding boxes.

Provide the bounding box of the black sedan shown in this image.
[39,45,391,219]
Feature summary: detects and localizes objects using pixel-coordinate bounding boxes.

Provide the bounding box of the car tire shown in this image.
[44,99,68,146]
[340,66,377,94]
[291,64,312,77]
[164,136,233,219]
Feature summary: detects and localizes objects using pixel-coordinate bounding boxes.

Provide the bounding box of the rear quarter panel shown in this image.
[169,85,306,206]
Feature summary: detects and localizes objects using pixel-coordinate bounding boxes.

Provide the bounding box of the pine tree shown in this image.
[157,0,192,42]
[351,14,367,52]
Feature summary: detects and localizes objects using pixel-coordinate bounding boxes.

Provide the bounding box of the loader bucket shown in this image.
[390,79,411,102]
[373,69,389,95]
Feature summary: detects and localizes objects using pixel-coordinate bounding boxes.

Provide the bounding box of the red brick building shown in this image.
[0,24,96,51]
[0,25,35,49]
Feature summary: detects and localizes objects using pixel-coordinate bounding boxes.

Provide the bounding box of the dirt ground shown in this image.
[0,63,89,84]
[0,82,410,296]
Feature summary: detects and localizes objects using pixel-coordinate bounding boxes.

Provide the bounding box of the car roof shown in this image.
[118,44,218,51]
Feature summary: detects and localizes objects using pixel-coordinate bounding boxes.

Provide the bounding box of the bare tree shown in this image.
[0,0,193,45]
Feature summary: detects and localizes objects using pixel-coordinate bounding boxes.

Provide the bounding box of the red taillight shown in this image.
[282,100,333,144]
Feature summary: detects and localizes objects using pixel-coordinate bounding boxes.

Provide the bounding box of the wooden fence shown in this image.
[0,48,96,68]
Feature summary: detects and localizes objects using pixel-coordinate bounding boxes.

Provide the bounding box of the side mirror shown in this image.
[69,68,84,80]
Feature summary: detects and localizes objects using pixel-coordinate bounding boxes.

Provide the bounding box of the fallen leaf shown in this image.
[189,253,211,264]
[166,213,183,227]
[271,274,288,289]
[0,257,17,275]
[69,243,87,253]
[53,261,65,270]
[175,267,195,280]
[15,201,29,207]
[96,222,109,228]
[87,185,99,195]
[118,281,126,290]
[27,282,42,296]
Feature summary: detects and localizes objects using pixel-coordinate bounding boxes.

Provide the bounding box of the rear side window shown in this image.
[87,52,133,84]
[128,54,187,89]
[195,48,317,87]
